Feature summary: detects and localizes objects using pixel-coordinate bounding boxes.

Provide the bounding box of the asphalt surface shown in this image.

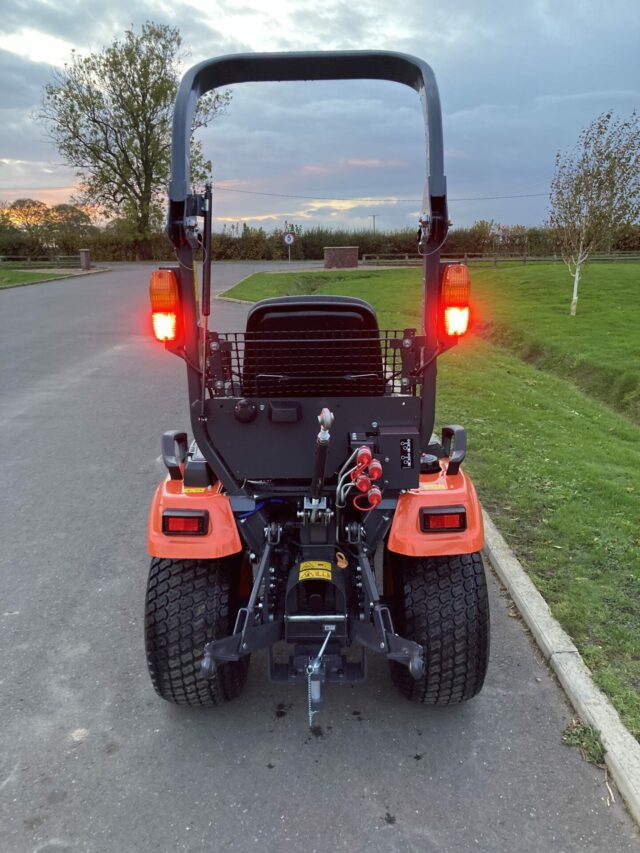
[1,261,638,853]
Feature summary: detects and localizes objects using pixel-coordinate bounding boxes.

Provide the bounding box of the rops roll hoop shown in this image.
[145,51,488,727]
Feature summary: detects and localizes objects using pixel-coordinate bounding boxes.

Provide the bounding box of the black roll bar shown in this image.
[168,50,446,213]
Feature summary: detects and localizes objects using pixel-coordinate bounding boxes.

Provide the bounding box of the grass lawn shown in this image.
[0,270,67,289]
[471,262,640,423]
[222,265,640,738]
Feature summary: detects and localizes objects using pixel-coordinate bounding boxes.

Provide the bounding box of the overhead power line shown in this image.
[213,186,548,203]
[1,183,548,203]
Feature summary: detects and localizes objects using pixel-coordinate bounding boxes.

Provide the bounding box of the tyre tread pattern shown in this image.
[145,557,248,706]
[390,552,489,704]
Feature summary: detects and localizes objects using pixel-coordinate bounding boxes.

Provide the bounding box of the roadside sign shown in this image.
[283,231,295,262]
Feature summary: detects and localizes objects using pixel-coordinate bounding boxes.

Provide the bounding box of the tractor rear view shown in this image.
[144,51,489,725]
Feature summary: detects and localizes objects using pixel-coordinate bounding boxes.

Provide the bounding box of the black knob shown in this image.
[420,453,441,474]
[234,398,257,423]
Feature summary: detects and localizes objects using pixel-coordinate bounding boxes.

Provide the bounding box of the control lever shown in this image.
[310,408,334,521]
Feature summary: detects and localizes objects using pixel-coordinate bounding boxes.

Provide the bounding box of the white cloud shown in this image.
[0,28,83,66]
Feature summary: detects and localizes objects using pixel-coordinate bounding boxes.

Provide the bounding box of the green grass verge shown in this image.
[470,263,640,423]
[0,270,67,289]
[223,266,640,738]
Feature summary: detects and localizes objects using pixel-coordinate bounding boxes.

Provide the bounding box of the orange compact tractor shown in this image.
[145,51,489,724]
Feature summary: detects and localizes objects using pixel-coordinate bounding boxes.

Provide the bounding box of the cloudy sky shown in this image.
[1,0,638,231]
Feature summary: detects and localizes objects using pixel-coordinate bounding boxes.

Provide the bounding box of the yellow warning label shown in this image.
[183,486,207,494]
[419,482,447,491]
[299,560,332,581]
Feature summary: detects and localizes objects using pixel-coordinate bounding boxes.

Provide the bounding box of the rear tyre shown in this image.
[389,552,489,704]
[145,556,249,706]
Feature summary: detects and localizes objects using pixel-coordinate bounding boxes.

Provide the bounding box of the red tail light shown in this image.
[441,264,470,337]
[444,306,470,336]
[150,270,179,342]
[162,510,209,535]
[152,311,177,342]
[419,507,466,532]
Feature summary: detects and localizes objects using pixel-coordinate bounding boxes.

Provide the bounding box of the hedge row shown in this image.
[2,222,639,262]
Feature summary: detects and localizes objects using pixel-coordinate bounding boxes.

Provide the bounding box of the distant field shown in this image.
[0,270,67,289]
[222,263,640,739]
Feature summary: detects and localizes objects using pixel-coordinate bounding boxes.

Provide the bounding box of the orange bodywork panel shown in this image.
[147,478,242,559]
[387,463,484,557]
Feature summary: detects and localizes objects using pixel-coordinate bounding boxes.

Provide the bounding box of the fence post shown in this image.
[79,249,91,271]
[493,253,497,268]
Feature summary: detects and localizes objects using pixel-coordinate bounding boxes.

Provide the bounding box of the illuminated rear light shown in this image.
[152,311,177,342]
[441,264,470,337]
[162,510,209,535]
[150,269,179,311]
[419,506,467,533]
[150,269,180,342]
[444,306,469,336]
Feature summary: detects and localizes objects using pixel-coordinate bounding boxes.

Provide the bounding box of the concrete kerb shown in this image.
[215,294,253,304]
[482,509,640,825]
[215,273,255,304]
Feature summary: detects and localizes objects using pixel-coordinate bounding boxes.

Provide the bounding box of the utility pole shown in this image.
[369,214,377,233]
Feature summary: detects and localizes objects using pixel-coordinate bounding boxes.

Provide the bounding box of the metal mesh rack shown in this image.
[207,329,425,397]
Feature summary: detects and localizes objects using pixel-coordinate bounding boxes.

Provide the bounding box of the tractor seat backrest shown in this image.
[242,295,385,397]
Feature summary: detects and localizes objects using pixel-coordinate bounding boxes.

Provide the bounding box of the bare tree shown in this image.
[549,111,640,315]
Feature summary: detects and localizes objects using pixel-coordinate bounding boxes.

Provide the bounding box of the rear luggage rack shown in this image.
[208,329,425,397]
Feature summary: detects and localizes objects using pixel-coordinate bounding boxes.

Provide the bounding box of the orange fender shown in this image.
[147,478,242,559]
[387,463,484,558]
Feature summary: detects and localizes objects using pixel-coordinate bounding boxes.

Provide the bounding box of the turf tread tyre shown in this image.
[145,556,249,706]
[389,552,489,704]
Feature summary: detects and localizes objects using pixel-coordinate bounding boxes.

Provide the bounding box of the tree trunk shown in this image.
[570,264,581,316]
[137,205,153,260]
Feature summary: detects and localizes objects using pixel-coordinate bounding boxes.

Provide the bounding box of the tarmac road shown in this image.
[1,262,638,853]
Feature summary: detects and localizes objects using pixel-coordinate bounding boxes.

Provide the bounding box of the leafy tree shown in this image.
[549,111,640,315]
[467,219,497,254]
[0,203,18,233]
[46,204,95,254]
[8,198,49,238]
[38,22,231,257]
